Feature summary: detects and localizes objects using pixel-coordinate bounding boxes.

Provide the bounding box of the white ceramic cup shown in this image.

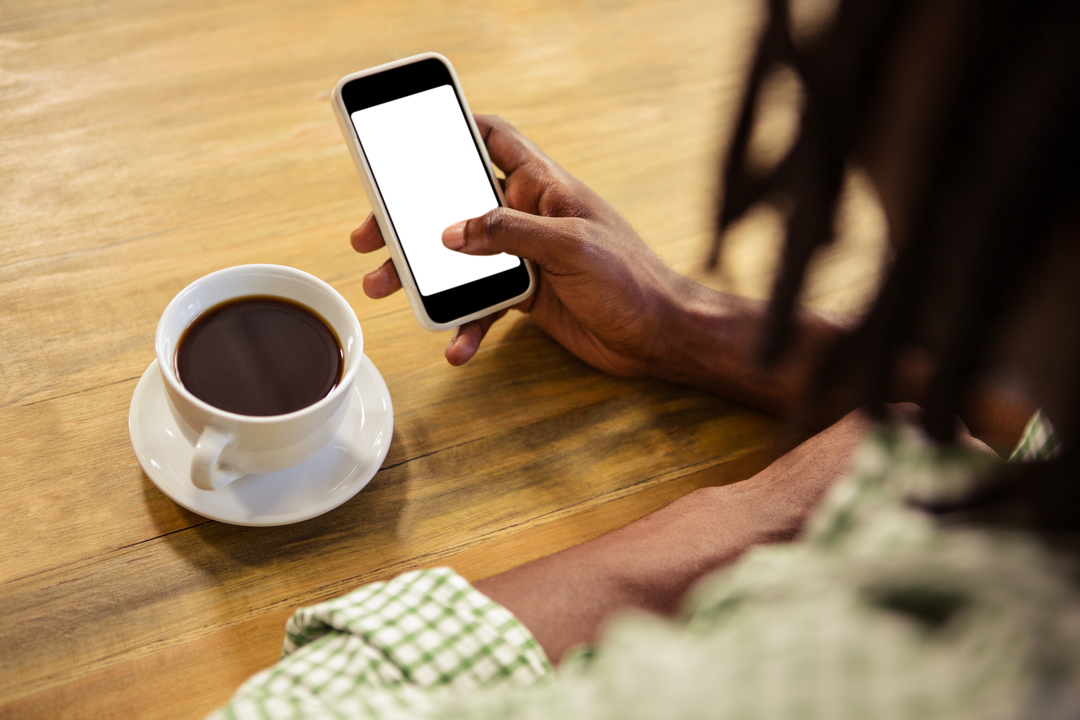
[155,264,363,491]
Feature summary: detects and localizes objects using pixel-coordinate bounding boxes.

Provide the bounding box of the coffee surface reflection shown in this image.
[176,296,343,416]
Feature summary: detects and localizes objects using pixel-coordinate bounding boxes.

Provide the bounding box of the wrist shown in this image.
[645,280,773,401]
[646,280,854,415]
[644,275,716,376]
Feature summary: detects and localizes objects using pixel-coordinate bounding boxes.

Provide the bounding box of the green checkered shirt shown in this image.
[211,412,1079,719]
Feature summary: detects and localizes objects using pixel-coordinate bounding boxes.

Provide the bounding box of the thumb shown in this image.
[443,207,586,272]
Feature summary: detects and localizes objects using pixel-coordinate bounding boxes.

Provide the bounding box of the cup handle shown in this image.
[191,426,243,490]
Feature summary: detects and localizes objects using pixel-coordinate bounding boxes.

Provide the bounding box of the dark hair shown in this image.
[713,0,1080,528]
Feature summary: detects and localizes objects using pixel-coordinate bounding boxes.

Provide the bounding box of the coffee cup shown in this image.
[155,264,363,490]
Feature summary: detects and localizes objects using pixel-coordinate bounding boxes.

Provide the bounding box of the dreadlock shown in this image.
[714,0,1080,528]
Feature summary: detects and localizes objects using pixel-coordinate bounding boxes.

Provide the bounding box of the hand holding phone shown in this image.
[351,113,687,376]
[333,53,535,331]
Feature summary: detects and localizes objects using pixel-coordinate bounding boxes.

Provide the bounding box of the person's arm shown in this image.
[473,400,1012,665]
[473,409,874,664]
[354,114,1035,442]
[347,116,1033,665]
[644,282,856,415]
[353,114,850,416]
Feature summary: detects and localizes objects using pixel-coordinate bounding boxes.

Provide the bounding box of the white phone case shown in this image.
[332,52,535,332]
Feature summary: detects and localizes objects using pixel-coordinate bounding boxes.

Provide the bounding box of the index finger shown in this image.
[474,115,549,180]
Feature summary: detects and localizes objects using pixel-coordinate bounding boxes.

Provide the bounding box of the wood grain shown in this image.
[0,0,884,716]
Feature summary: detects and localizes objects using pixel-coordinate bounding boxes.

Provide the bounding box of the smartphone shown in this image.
[332,53,535,332]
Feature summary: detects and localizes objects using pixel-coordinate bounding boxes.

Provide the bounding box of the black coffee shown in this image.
[176,296,343,416]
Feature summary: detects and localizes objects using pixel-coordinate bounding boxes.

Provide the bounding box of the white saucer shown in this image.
[129,355,393,526]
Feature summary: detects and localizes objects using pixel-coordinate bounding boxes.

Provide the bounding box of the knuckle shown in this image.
[479,114,512,144]
[479,207,515,237]
[552,189,594,220]
[466,207,518,251]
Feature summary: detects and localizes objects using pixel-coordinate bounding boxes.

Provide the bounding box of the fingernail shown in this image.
[443,220,466,250]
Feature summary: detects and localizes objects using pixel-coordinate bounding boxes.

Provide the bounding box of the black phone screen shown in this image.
[340,59,531,324]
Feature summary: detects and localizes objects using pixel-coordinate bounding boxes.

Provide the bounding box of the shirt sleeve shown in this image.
[208,567,553,720]
[210,416,1076,720]
[1008,409,1060,462]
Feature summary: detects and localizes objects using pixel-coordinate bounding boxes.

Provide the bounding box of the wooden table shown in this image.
[0,1,885,716]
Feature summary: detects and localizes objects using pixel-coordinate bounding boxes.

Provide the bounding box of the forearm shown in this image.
[473,486,772,665]
[646,280,1035,451]
[474,410,871,664]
